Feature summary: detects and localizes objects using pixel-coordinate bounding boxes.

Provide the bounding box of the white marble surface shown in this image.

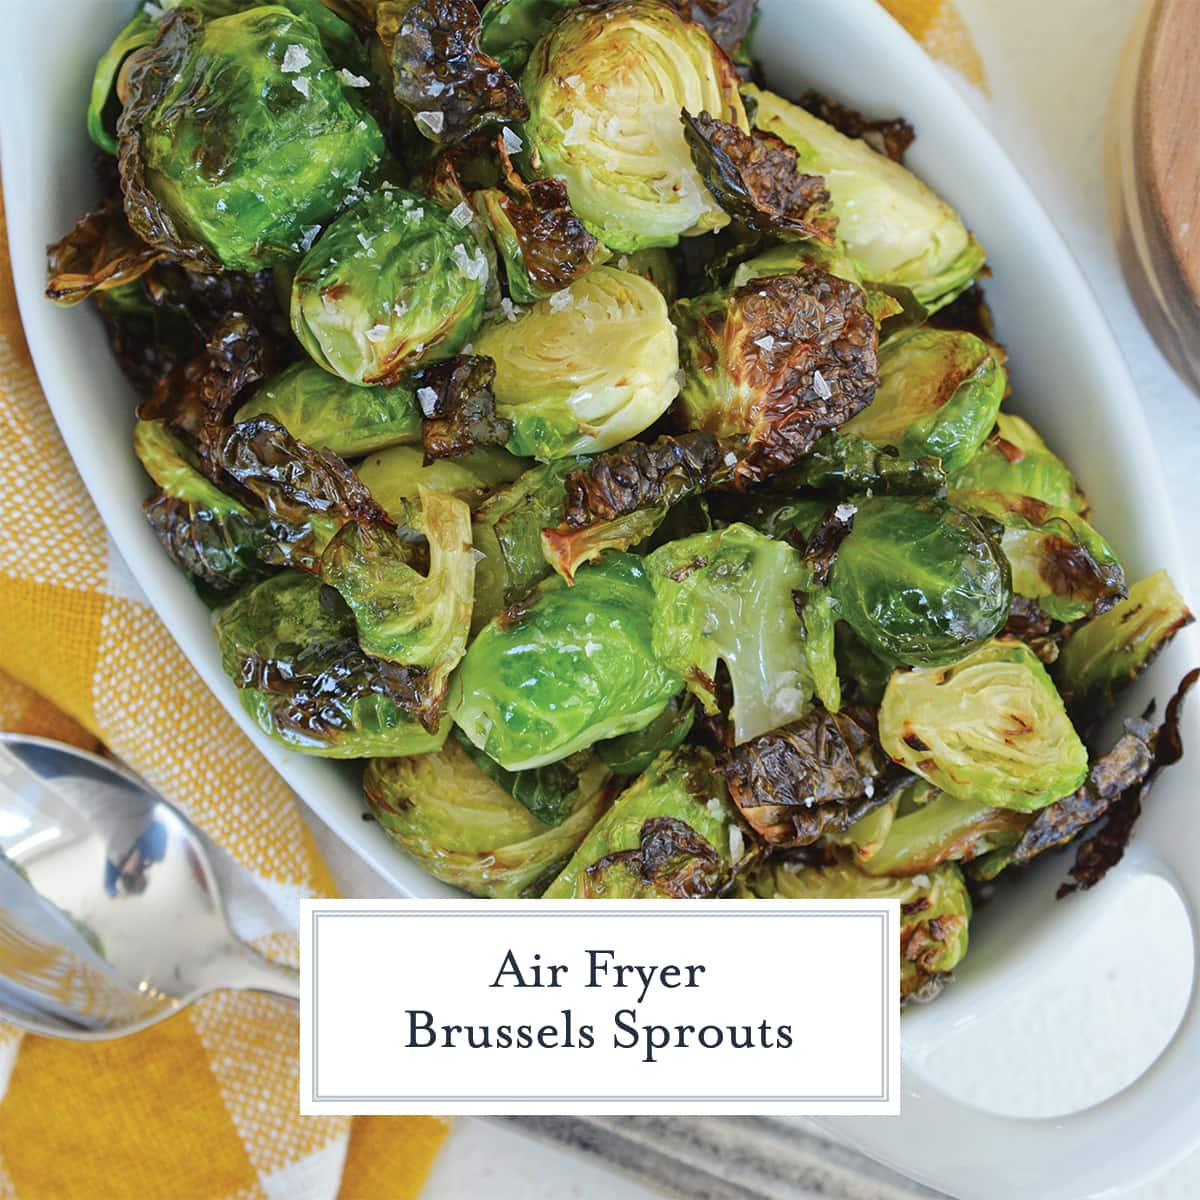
[310,0,1200,1194]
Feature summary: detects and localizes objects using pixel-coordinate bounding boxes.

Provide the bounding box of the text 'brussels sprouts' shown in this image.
[473,266,680,458]
[842,327,1006,473]
[674,266,878,486]
[745,84,985,311]
[118,7,384,271]
[291,188,487,385]
[364,738,613,897]
[453,553,683,770]
[544,746,743,898]
[880,638,1089,811]
[522,0,746,251]
[830,495,1012,667]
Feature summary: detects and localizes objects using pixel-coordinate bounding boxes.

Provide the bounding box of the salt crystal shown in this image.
[299,225,321,252]
[417,386,439,417]
[291,77,311,99]
[281,44,311,74]
[706,797,724,818]
[449,201,474,228]
[912,874,931,889]
[356,232,371,250]
[564,74,584,93]
[499,297,523,322]
[337,68,370,88]
[415,110,444,135]
[813,369,833,399]
[143,1,165,18]
[548,289,574,312]
[863,778,875,798]
[452,243,487,281]
[833,502,857,523]
[427,80,446,96]
[728,826,745,861]
[723,451,738,467]
[753,334,775,351]
[407,206,426,222]
[365,324,390,342]
[501,126,524,155]
[562,110,592,146]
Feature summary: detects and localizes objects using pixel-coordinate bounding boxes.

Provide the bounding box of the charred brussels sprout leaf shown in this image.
[291,188,487,385]
[950,490,1126,623]
[89,10,157,156]
[745,84,984,310]
[377,0,527,144]
[795,91,915,164]
[118,8,384,270]
[215,571,447,756]
[355,444,524,520]
[1055,571,1194,723]
[880,638,1089,811]
[646,524,816,744]
[842,328,1006,473]
[830,496,1011,667]
[453,553,683,769]
[596,692,696,775]
[521,0,747,252]
[674,267,878,487]
[235,361,422,457]
[544,746,743,898]
[723,707,891,846]
[411,354,513,461]
[746,860,971,1001]
[672,0,756,56]
[681,109,836,242]
[45,204,169,307]
[473,267,680,458]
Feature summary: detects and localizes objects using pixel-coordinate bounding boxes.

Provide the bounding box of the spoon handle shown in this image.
[219,943,300,1003]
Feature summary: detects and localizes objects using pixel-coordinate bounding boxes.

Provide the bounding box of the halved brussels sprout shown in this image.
[744,860,971,1001]
[214,571,447,757]
[363,737,613,896]
[879,637,1089,811]
[948,413,1087,514]
[595,692,696,775]
[473,266,679,458]
[673,266,878,486]
[356,444,524,520]
[118,7,385,270]
[1055,570,1194,722]
[521,0,747,251]
[829,496,1011,667]
[543,746,744,898]
[646,523,816,744]
[841,328,1006,473]
[291,188,487,385]
[745,84,984,310]
[950,490,1125,623]
[780,431,946,497]
[453,553,683,770]
[235,361,422,457]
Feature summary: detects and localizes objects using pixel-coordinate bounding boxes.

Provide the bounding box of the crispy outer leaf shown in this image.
[681,109,836,242]
[780,431,946,497]
[143,492,273,591]
[579,816,729,898]
[378,0,528,144]
[412,354,513,461]
[45,204,169,306]
[796,90,915,163]
[672,0,756,55]
[721,706,892,846]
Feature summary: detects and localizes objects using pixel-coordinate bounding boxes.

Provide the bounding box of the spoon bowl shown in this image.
[0,733,298,1039]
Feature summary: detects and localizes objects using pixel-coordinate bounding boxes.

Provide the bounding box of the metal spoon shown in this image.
[0,732,299,1039]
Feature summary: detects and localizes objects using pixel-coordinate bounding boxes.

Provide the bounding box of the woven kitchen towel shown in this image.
[0,3,982,1197]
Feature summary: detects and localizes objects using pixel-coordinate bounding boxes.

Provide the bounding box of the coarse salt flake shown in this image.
[365,324,390,342]
[337,68,370,88]
[415,110,444,135]
[452,243,487,281]
[291,77,311,99]
[912,874,932,889]
[417,386,439,417]
[499,297,523,322]
[754,334,775,352]
[548,289,574,312]
[356,232,371,250]
[728,826,745,861]
[299,225,321,252]
[143,1,165,18]
[723,451,738,467]
[834,502,857,523]
[449,201,474,228]
[501,126,524,155]
[812,369,833,399]
[281,44,311,73]
[706,797,724,818]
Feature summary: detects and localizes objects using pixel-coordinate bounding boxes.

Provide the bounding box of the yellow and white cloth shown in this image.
[0,4,980,1196]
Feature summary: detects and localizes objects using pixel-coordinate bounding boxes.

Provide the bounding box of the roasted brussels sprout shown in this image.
[595,692,696,775]
[950,490,1125,623]
[214,571,448,756]
[355,444,524,519]
[776,431,946,497]
[745,860,971,1001]
[453,553,683,769]
[880,638,1089,811]
[521,0,747,251]
[1055,570,1194,722]
[479,0,579,77]
[118,7,385,270]
[473,266,679,458]
[745,84,984,310]
[673,266,878,486]
[291,188,488,385]
[544,746,744,898]
[841,328,1006,473]
[829,496,1011,667]
[235,361,422,457]
[364,737,613,896]
[646,523,818,744]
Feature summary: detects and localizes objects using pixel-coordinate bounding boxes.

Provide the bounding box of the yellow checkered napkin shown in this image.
[0,4,981,1195]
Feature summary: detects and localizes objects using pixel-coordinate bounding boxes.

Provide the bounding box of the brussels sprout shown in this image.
[356,444,524,519]
[521,0,747,252]
[723,707,891,846]
[745,85,984,310]
[777,431,946,497]
[480,0,579,77]
[646,524,817,744]
[615,247,679,302]
[791,90,915,164]
[950,490,1126,623]
[673,266,878,486]
[829,496,1011,667]
[473,266,679,458]
[948,413,1086,514]
[744,860,971,1001]
[363,738,612,896]
[834,623,894,708]
[879,638,1089,812]
[841,328,1006,473]
[455,731,596,825]
[291,188,488,385]
[235,361,422,457]
[596,692,696,775]
[1055,571,1194,722]
[118,8,385,271]
[453,553,683,770]
[214,571,448,756]
[823,793,898,864]
[544,746,744,898]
